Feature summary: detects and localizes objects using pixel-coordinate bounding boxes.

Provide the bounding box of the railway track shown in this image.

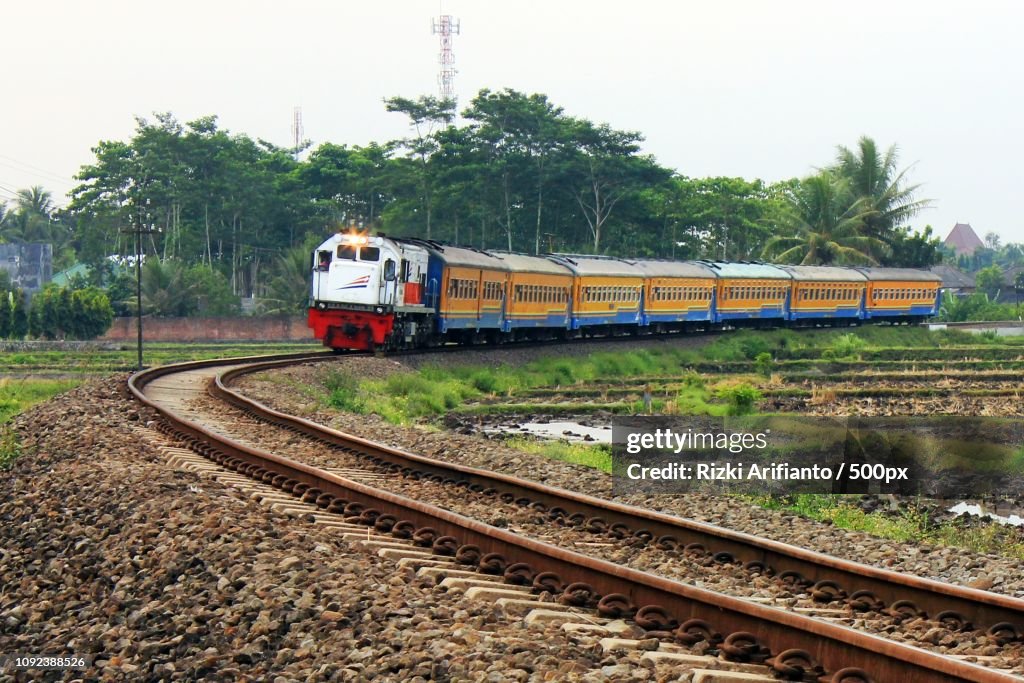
[130,352,1024,682]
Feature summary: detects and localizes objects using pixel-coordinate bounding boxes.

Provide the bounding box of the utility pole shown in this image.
[122,198,159,370]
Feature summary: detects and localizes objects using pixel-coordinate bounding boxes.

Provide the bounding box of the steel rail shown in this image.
[212,356,1024,639]
[129,356,1022,683]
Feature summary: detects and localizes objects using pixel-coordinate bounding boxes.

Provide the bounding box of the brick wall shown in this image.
[100,316,313,342]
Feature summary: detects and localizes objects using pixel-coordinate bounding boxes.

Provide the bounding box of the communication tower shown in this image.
[432,13,460,101]
[291,107,304,160]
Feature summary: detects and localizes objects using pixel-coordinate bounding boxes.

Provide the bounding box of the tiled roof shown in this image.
[944,223,984,254]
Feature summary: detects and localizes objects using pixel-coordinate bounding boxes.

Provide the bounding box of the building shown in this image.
[944,223,984,255]
[0,243,52,292]
[928,264,975,295]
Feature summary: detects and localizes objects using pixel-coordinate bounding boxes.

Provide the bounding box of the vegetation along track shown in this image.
[130,351,1024,682]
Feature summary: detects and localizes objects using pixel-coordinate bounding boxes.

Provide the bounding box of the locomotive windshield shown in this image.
[337,245,356,260]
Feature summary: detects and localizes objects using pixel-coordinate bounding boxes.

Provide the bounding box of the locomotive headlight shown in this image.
[375,306,384,314]
[317,302,327,310]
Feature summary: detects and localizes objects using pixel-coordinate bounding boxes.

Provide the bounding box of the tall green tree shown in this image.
[384,96,456,240]
[833,136,930,241]
[762,173,884,265]
[566,119,668,252]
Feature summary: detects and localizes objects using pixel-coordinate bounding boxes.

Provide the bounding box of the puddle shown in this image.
[487,420,612,443]
[947,502,1024,527]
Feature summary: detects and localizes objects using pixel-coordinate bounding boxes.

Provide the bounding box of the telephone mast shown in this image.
[291,106,304,160]
[432,13,460,101]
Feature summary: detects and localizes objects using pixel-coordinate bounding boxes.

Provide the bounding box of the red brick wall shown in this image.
[100,316,313,342]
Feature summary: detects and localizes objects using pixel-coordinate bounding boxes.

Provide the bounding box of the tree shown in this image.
[462,89,570,253]
[141,258,197,317]
[11,290,28,338]
[259,241,315,314]
[883,225,942,268]
[68,288,114,339]
[566,119,668,252]
[184,263,240,316]
[384,96,456,239]
[761,172,884,265]
[0,290,11,338]
[975,265,1004,299]
[833,136,931,241]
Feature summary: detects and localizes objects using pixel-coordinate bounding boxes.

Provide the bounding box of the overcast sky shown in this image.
[2,0,1021,245]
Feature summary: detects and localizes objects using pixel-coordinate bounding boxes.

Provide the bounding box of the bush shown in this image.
[24,285,114,340]
[754,352,773,377]
[822,333,867,360]
[716,383,763,415]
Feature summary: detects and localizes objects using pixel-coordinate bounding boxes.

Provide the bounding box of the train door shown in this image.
[381,258,398,306]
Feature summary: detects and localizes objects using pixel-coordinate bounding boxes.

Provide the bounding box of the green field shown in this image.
[0,341,321,468]
[0,341,322,376]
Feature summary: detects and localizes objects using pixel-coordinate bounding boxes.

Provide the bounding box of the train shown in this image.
[306,231,942,352]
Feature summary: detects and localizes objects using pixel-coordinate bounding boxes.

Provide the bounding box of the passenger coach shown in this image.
[781,266,866,323]
[704,262,790,325]
[631,260,716,330]
[857,268,942,321]
[548,255,644,331]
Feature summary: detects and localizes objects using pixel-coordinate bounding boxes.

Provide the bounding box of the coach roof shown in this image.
[701,262,792,280]
[855,267,942,282]
[628,260,718,279]
[780,265,867,282]
[546,255,644,277]
[493,252,573,276]
[420,243,510,271]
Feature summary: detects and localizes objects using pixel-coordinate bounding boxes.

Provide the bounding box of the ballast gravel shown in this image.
[0,376,654,682]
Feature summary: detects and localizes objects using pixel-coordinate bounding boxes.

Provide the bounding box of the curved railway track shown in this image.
[130,352,1024,682]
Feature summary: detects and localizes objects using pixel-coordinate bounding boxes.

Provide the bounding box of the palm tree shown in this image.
[141,258,197,316]
[761,173,886,265]
[259,243,312,314]
[0,202,13,243]
[833,137,931,239]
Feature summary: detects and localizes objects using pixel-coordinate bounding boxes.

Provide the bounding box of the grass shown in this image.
[0,377,80,469]
[503,436,612,472]
[749,494,1024,560]
[0,341,321,375]
[314,326,1024,424]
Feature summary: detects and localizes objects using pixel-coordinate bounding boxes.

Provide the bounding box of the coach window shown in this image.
[337,245,357,260]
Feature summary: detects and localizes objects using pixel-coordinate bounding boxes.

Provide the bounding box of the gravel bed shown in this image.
[0,376,663,682]
[191,381,1022,667]
[235,357,1024,600]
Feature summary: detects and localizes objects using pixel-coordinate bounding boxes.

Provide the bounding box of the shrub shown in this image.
[754,352,773,377]
[716,383,763,415]
[822,333,867,360]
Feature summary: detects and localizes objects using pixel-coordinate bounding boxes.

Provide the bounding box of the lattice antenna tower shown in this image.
[432,13,460,101]
[291,106,304,160]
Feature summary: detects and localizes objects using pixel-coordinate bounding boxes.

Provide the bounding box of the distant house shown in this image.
[1004,265,1024,289]
[0,242,53,292]
[929,264,975,295]
[50,263,91,287]
[944,223,984,255]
